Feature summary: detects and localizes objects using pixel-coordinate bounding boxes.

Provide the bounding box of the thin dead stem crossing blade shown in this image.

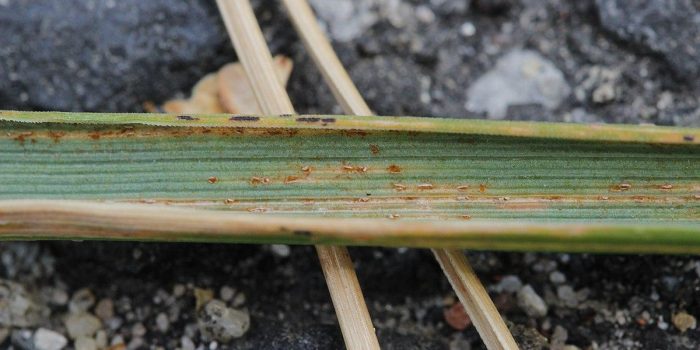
[280,1,518,347]
[213,1,380,349]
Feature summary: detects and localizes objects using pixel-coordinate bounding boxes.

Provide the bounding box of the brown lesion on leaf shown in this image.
[47,131,65,143]
[342,165,368,173]
[392,183,407,191]
[610,182,632,192]
[479,184,487,193]
[250,176,270,185]
[284,176,300,184]
[207,176,218,184]
[417,183,434,190]
[13,132,34,145]
[456,185,469,191]
[369,144,380,155]
[387,164,402,173]
[658,184,673,190]
[177,115,199,121]
[683,135,695,142]
[247,207,268,213]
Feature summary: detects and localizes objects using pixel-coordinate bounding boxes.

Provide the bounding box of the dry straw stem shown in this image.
[281,1,518,348]
[215,1,380,349]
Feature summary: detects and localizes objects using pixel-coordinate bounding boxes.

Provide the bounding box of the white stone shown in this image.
[460,22,476,37]
[75,336,98,350]
[33,328,68,350]
[494,275,522,293]
[69,289,95,314]
[64,313,102,339]
[181,336,196,350]
[466,50,570,118]
[198,300,250,342]
[517,285,548,318]
[156,312,170,333]
[308,0,378,42]
[270,244,291,258]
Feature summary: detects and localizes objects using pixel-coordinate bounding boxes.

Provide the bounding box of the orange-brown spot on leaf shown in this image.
[393,183,407,191]
[456,185,469,191]
[284,176,300,184]
[13,132,33,145]
[342,165,368,173]
[610,182,632,192]
[479,184,487,193]
[461,215,472,220]
[369,144,380,155]
[48,131,65,143]
[387,165,402,173]
[88,132,101,140]
[417,183,434,190]
[224,199,237,204]
[599,196,609,200]
[250,176,270,185]
[659,184,673,190]
[207,176,218,184]
[355,197,370,203]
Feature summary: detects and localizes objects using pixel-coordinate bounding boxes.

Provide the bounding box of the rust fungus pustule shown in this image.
[461,215,472,220]
[207,176,218,184]
[611,182,632,192]
[342,165,368,173]
[393,183,407,191]
[47,131,65,143]
[301,165,312,174]
[456,185,469,191]
[250,176,271,185]
[284,176,300,184]
[417,183,434,190]
[387,165,402,173]
[479,184,487,193]
[14,131,33,144]
[369,144,380,155]
[659,184,673,190]
[224,199,237,204]
[387,214,400,220]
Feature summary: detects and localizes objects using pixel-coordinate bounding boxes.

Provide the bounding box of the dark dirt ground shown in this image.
[1,0,699,349]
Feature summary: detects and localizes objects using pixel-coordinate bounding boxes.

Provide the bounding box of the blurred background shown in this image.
[0,0,699,349]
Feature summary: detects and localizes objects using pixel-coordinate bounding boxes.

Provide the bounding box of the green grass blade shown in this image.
[0,111,698,253]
